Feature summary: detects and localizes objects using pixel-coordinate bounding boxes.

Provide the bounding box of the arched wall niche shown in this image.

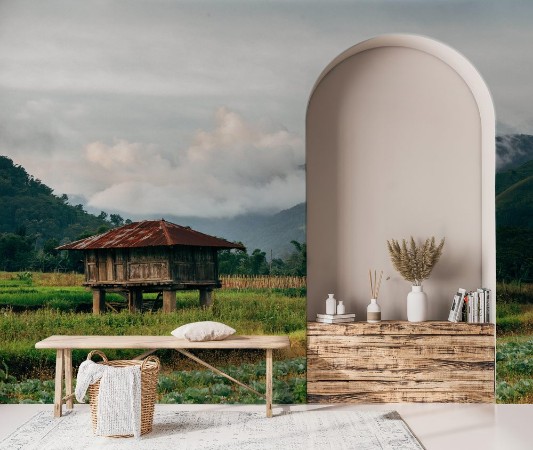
[306,34,495,322]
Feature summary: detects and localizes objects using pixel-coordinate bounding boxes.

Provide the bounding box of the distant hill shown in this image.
[0,155,305,258]
[155,203,306,259]
[496,134,533,230]
[497,134,533,172]
[0,156,110,247]
[495,157,533,281]
[496,159,533,229]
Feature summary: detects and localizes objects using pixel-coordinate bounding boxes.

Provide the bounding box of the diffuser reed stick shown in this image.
[376,270,383,299]
[368,269,384,299]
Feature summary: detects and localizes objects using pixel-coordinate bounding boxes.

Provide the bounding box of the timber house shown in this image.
[57,220,245,314]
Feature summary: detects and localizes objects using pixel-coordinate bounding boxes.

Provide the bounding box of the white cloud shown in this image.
[85,107,304,218]
[86,140,153,170]
[4,0,533,212]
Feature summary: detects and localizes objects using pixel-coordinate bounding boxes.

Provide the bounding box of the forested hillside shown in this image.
[496,159,533,229]
[496,158,533,282]
[0,156,115,241]
[0,156,306,274]
[0,156,115,271]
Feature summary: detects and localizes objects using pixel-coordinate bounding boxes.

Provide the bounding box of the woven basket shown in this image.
[86,350,160,437]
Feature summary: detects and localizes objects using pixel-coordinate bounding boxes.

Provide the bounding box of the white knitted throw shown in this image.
[75,360,142,438]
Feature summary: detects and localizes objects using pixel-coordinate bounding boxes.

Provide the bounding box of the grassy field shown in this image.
[0,272,306,404]
[496,282,533,403]
[15,274,533,405]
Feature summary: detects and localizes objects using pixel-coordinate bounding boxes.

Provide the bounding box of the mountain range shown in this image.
[496,159,533,229]
[2,133,533,259]
[0,156,305,257]
[153,203,306,258]
[496,134,533,172]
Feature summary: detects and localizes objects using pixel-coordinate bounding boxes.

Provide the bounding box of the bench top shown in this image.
[35,335,291,350]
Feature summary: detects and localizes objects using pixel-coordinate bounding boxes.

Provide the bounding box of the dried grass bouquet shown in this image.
[386,236,445,286]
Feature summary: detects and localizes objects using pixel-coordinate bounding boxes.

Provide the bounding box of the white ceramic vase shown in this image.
[367,298,381,323]
[407,285,428,322]
[326,294,336,315]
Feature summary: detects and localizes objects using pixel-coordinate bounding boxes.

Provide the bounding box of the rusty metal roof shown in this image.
[57,220,246,251]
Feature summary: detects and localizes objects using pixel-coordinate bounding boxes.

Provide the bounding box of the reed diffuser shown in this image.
[367,269,383,323]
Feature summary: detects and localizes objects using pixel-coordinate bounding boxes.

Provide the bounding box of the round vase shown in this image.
[325,294,336,315]
[407,285,428,322]
[367,298,381,323]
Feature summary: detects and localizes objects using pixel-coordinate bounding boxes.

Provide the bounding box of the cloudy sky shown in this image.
[1,0,532,218]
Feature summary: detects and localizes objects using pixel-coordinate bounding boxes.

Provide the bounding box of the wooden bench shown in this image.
[35,335,290,418]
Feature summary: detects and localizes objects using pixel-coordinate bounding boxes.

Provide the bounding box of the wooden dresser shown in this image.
[307,321,495,403]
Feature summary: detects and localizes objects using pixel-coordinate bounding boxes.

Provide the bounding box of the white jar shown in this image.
[407,285,428,322]
[326,294,336,315]
[367,298,381,323]
[337,300,345,315]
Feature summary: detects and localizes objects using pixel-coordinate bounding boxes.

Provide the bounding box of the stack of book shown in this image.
[447,288,491,323]
[316,313,356,324]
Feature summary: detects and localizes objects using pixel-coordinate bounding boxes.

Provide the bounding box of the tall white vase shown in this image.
[407,285,428,322]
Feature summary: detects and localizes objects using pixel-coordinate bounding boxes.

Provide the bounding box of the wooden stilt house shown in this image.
[57,220,245,314]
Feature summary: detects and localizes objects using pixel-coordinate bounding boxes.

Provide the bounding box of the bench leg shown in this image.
[266,349,272,418]
[54,349,64,417]
[64,349,73,409]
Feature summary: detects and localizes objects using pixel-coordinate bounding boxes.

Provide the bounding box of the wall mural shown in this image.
[0,1,531,406]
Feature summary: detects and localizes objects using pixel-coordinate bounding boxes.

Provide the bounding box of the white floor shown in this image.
[0,403,531,449]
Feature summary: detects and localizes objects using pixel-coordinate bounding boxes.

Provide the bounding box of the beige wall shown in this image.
[307,41,494,321]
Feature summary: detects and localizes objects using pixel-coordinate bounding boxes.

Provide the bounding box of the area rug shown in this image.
[1,409,424,450]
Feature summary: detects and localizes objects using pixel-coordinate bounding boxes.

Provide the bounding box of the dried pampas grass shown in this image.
[387,236,445,286]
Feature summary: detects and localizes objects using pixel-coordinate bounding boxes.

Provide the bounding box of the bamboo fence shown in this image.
[220,275,306,290]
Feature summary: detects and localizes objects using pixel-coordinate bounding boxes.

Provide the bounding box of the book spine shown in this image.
[467,292,473,323]
[477,289,485,324]
[461,294,468,322]
[473,291,479,323]
[448,288,466,322]
[484,288,491,323]
[316,318,355,324]
[455,292,465,322]
[448,292,460,322]
[316,314,356,319]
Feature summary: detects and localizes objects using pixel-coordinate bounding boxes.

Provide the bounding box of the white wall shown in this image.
[307,36,495,321]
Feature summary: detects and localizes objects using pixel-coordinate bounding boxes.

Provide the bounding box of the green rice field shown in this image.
[496,283,533,403]
[0,272,306,404]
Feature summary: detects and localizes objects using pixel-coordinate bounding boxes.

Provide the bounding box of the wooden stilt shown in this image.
[128,289,143,312]
[163,290,176,313]
[92,289,105,314]
[134,289,143,311]
[199,288,213,308]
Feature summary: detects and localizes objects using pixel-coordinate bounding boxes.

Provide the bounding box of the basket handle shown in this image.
[87,350,108,362]
[141,355,160,370]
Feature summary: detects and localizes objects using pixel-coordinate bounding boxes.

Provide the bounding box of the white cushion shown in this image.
[171,321,236,342]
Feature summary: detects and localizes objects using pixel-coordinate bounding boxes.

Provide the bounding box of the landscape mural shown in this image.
[1,0,533,404]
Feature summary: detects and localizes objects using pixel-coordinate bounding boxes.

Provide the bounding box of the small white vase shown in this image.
[325,293,336,315]
[407,285,428,322]
[337,301,345,315]
[367,298,381,323]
